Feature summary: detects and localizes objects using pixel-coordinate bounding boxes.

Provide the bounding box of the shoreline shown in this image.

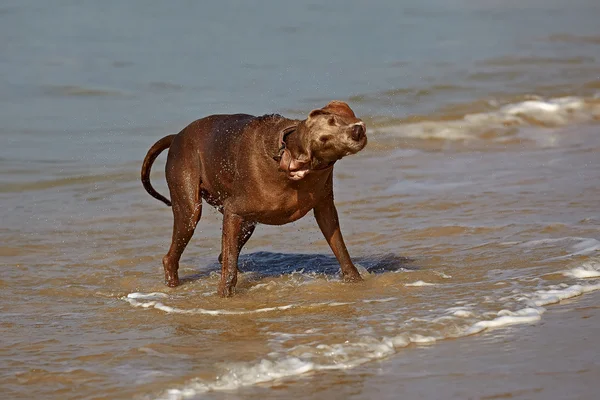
[219,290,600,400]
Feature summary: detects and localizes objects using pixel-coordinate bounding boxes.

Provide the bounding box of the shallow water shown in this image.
[2,1,600,399]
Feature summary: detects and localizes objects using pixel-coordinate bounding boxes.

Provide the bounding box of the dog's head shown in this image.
[279,101,367,180]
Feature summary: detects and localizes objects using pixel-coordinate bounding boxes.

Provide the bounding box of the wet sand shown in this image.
[230,291,599,400]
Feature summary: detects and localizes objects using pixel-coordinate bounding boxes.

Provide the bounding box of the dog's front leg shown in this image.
[313,194,363,282]
[218,210,245,297]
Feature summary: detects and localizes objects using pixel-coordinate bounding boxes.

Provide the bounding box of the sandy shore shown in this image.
[221,290,600,400]
[357,292,600,400]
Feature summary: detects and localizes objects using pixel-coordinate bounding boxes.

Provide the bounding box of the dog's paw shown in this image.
[217,284,236,298]
[165,276,180,287]
[343,273,363,283]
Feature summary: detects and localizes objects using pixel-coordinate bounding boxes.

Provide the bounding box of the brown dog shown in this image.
[141,101,367,297]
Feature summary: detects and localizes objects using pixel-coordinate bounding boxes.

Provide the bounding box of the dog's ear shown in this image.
[309,100,356,119]
[279,148,293,173]
[323,101,356,118]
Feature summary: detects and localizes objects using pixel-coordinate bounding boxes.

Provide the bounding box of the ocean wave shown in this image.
[157,275,600,399]
[516,237,600,261]
[124,293,353,315]
[128,256,600,399]
[404,280,437,287]
[376,95,600,142]
[563,260,600,278]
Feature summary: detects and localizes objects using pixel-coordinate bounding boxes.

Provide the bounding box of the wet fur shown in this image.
[141,101,367,297]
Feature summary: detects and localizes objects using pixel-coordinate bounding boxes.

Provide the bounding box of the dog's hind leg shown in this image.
[162,157,202,287]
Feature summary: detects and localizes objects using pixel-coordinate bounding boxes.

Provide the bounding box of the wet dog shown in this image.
[141,101,367,297]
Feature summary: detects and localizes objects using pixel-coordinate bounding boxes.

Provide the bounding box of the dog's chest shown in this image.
[237,187,323,225]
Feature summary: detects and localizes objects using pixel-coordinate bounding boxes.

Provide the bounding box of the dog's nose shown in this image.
[351,123,365,141]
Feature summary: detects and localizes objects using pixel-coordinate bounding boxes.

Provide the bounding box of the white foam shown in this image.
[125,291,409,316]
[408,334,437,344]
[127,292,169,300]
[446,307,475,318]
[564,261,600,278]
[162,357,316,399]
[124,295,351,315]
[502,98,574,115]
[159,334,419,399]
[363,297,397,303]
[530,283,600,307]
[405,280,437,287]
[378,95,600,141]
[143,270,600,398]
[453,310,474,318]
[466,307,543,335]
[466,282,600,335]
[433,271,452,279]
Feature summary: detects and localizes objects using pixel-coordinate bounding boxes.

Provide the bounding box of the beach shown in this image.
[221,291,600,400]
[1,1,600,399]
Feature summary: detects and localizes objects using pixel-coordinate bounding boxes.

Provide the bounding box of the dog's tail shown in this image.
[141,134,175,206]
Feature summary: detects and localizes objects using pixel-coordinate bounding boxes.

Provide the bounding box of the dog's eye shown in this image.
[320,135,332,143]
[327,117,336,126]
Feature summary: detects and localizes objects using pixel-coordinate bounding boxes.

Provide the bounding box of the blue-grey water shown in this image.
[2,1,600,399]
